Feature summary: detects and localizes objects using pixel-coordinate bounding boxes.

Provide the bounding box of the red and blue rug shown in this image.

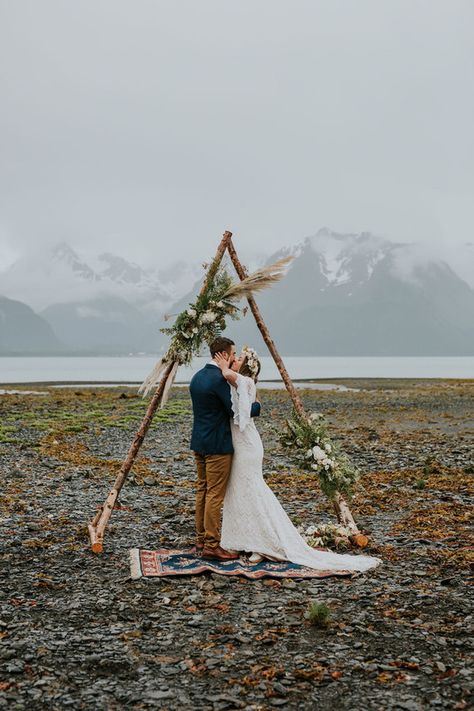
[129,548,353,580]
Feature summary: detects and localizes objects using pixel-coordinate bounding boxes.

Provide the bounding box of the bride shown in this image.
[214,348,380,573]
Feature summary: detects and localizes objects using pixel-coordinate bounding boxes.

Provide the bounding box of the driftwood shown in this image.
[88,231,233,553]
[227,239,365,544]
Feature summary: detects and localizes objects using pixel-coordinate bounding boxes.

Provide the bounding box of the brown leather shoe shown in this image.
[202,545,239,561]
[189,542,204,555]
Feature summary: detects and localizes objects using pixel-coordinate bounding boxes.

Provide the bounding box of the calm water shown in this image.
[0,356,473,384]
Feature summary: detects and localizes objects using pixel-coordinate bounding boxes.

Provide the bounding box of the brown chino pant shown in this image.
[194,452,233,549]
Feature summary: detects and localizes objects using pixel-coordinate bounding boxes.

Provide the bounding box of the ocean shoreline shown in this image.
[1,376,473,387]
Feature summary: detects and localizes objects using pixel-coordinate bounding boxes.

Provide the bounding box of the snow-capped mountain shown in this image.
[0,242,204,353]
[1,229,472,355]
[220,228,474,355]
[51,242,99,281]
[0,242,202,313]
[95,252,149,285]
[278,228,393,287]
[276,228,474,290]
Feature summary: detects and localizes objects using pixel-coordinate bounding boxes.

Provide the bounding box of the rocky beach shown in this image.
[0,379,473,710]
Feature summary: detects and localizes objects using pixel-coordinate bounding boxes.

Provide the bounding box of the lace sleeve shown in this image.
[230,374,254,432]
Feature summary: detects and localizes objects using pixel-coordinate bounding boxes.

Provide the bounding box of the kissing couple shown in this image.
[189,337,380,572]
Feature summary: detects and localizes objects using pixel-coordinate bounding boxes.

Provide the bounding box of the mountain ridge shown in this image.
[221,230,474,355]
[0,295,62,354]
[1,229,473,355]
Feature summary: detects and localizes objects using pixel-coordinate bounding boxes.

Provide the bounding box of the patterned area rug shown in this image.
[129,548,353,580]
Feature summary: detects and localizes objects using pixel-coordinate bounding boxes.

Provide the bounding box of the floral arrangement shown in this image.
[139,255,293,399]
[161,267,239,366]
[299,523,353,549]
[280,410,360,499]
[241,345,260,377]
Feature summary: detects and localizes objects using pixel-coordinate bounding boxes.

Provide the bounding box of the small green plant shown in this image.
[305,601,331,627]
[0,436,19,444]
[64,424,87,433]
[414,478,426,490]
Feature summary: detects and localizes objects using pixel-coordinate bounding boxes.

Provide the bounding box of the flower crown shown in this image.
[241,346,259,377]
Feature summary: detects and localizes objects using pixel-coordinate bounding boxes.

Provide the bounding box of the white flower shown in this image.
[302,522,352,548]
[241,346,259,376]
[247,357,258,375]
[182,332,192,339]
[187,308,197,318]
[311,464,319,471]
[312,445,326,461]
[216,301,224,308]
[192,327,199,334]
[324,443,332,454]
[305,449,313,459]
[201,311,217,324]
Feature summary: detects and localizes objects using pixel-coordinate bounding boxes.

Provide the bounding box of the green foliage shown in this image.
[0,424,19,444]
[64,424,87,433]
[161,267,239,365]
[305,601,331,627]
[280,410,360,499]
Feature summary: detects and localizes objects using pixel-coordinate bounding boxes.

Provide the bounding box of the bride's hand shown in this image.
[214,352,229,371]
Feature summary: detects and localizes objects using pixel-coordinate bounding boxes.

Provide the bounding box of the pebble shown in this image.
[0,383,472,711]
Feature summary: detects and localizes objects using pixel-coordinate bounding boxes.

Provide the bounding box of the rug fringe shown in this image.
[129,548,142,580]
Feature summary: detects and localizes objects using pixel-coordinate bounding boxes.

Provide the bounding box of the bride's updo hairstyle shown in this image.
[239,350,261,383]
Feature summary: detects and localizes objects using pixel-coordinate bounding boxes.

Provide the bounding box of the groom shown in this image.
[189,337,261,561]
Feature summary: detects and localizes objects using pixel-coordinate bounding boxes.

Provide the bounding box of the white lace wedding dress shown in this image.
[220,374,380,572]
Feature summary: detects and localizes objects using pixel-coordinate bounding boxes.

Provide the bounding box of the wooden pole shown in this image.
[226,239,305,419]
[87,231,234,553]
[226,238,366,545]
[201,230,234,292]
[88,361,175,553]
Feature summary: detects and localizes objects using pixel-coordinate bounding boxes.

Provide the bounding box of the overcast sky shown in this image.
[0,0,473,269]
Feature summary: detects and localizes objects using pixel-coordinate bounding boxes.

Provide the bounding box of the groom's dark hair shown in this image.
[210,337,235,357]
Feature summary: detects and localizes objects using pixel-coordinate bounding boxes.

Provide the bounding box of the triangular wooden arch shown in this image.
[87,231,363,553]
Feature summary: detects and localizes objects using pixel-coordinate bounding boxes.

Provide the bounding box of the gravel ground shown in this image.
[0,379,473,710]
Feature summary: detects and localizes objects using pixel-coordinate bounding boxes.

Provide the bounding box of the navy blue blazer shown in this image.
[189,364,261,454]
